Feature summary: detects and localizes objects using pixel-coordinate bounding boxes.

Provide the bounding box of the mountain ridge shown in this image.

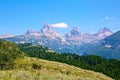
[3,24,114,56]
[3,24,113,41]
[86,30,120,60]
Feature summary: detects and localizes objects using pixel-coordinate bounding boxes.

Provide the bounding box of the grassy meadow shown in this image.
[0,57,113,80]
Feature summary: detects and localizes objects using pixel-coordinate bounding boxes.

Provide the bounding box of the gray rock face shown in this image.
[93,27,113,38]
[40,24,55,34]
[25,29,40,36]
[65,27,112,43]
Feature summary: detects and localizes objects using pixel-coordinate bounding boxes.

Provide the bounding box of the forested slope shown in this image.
[18,43,120,80]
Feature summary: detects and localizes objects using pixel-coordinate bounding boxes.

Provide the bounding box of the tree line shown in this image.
[18,43,120,80]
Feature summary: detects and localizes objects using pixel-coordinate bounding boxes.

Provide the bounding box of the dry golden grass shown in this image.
[0,57,113,80]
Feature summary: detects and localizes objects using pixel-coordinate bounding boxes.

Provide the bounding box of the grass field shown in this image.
[0,57,113,80]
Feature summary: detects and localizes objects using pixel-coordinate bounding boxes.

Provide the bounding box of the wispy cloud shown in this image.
[51,23,68,28]
[101,16,115,21]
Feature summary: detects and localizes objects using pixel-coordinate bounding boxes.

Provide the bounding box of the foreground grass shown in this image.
[0,57,113,80]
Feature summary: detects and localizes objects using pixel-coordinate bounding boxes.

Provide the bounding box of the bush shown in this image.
[0,39,23,70]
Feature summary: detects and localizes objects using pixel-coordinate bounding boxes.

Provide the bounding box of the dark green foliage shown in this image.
[18,43,120,80]
[0,39,23,70]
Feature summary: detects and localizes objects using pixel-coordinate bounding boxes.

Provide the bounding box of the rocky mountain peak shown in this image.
[94,27,113,38]
[38,24,65,40]
[98,27,112,33]
[25,29,35,34]
[40,24,54,34]
[71,27,81,32]
[70,27,83,36]
[65,27,85,38]
[25,29,40,36]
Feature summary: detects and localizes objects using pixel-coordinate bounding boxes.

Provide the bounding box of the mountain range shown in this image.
[2,23,113,43]
[3,23,120,59]
[24,24,113,43]
[86,30,120,60]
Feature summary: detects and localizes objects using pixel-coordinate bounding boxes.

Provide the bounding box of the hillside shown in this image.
[18,43,120,80]
[0,39,113,80]
[86,31,120,60]
[0,39,23,70]
[0,57,113,80]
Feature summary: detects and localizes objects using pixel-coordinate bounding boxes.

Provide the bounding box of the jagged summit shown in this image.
[65,27,93,42]
[4,24,113,43]
[25,29,40,36]
[40,24,54,34]
[25,29,36,35]
[94,27,113,38]
[23,24,65,40]
[70,27,83,36]
[39,24,64,39]
[23,25,113,40]
[98,27,112,33]
[71,27,81,32]
[65,27,84,38]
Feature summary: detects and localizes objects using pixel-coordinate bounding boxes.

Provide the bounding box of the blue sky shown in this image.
[0,0,120,35]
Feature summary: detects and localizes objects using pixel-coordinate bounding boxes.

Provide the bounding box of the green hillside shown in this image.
[18,43,120,80]
[0,39,23,70]
[0,57,113,80]
[0,39,113,80]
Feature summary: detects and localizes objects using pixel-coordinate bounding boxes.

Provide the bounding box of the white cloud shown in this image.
[51,23,68,28]
[101,16,115,21]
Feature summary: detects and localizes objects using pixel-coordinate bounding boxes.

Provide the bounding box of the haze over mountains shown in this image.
[3,23,120,60]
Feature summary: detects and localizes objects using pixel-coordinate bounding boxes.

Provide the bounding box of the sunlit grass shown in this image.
[0,57,113,80]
